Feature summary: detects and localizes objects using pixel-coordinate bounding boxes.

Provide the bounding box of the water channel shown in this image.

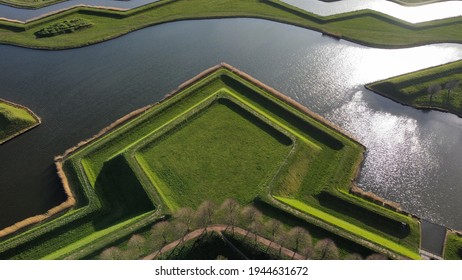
[0,18,462,230]
[282,0,462,23]
[1,0,462,22]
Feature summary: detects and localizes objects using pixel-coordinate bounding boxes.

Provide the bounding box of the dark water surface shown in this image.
[1,18,462,229]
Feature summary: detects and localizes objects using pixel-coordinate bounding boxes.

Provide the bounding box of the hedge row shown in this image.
[34,18,92,38]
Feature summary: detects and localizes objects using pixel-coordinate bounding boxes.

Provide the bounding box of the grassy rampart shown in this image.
[0,64,421,259]
[367,59,462,117]
[0,0,66,9]
[0,98,40,145]
[1,0,462,49]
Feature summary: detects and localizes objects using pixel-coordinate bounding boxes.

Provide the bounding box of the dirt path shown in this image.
[143,224,306,260]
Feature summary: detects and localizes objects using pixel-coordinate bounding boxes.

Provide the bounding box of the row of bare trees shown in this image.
[99,199,384,260]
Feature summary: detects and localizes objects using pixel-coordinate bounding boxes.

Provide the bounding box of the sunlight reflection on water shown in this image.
[328,91,441,221]
[283,0,462,23]
[278,37,462,226]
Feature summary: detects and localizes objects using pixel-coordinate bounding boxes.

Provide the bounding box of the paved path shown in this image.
[143,224,306,260]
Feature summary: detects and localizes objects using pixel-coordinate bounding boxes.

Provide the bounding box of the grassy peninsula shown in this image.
[0,99,40,144]
[1,0,462,49]
[0,64,421,259]
[367,60,462,117]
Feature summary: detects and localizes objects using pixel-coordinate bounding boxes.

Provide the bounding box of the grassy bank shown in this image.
[0,99,40,145]
[1,0,462,49]
[0,0,65,9]
[0,64,421,259]
[366,59,462,117]
[443,231,462,260]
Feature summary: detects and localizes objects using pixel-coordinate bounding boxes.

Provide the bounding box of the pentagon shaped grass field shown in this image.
[0,64,420,260]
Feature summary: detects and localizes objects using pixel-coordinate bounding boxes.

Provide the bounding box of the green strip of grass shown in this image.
[275,196,421,259]
[367,59,462,117]
[1,0,462,49]
[0,99,40,144]
[0,0,66,9]
[443,231,462,260]
[42,211,155,260]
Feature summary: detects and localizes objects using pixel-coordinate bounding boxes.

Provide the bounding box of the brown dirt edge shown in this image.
[0,98,41,145]
[143,224,307,260]
[364,84,462,118]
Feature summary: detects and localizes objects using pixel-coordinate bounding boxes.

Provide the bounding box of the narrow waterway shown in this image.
[1,0,462,22]
[0,18,461,230]
[282,0,462,23]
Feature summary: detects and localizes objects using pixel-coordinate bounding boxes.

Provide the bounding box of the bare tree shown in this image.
[301,245,315,260]
[175,207,195,233]
[275,231,288,257]
[127,234,146,256]
[195,201,216,232]
[174,222,189,243]
[151,221,172,245]
[427,84,442,105]
[99,246,123,260]
[314,239,339,260]
[220,199,240,234]
[240,205,262,228]
[287,227,312,259]
[248,219,263,245]
[445,80,460,103]
[265,219,282,250]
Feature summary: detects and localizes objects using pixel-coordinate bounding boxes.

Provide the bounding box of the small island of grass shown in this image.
[366,60,462,117]
[0,99,40,145]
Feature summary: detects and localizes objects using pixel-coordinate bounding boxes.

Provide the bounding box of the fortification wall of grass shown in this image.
[0,64,421,259]
[0,98,40,145]
[367,59,462,117]
[1,0,462,49]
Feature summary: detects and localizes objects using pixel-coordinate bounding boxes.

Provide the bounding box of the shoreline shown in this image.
[0,1,461,50]
[365,84,462,119]
[0,98,41,145]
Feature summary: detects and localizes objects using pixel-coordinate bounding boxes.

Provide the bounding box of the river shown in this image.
[0,18,461,230]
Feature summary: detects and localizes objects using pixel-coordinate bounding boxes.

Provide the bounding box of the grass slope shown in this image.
[367,59,462,117]
[0,64,421,259]
[0,99,40,144]
[0,0,65,9]
[137,98,293,209]
[1,0,462,49]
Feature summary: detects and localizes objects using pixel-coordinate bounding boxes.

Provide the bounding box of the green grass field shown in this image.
[0,99,40,144]
[443,231,462,260]
[0,64,421,259]
[136,98,293,210]
[367,60,462,117]
[1,0,462,49]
